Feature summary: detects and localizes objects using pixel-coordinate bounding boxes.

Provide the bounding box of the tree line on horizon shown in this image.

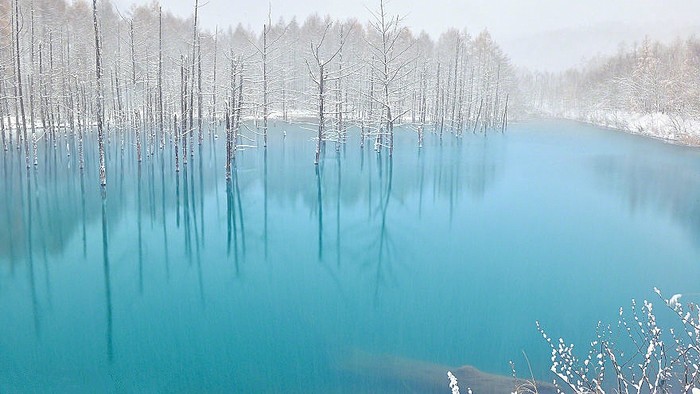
[521,36,700,139]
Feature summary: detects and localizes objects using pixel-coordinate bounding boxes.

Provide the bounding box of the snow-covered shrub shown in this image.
[447,371,462,394]
[538,288,700,393]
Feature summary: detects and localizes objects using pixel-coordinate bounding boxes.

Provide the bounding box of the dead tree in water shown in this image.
[261,20,269,148]
[366,0,414,156]
[224,49,237,182]
[225,50,244,172]
[135,109,142,162]
[234,60,243,152]
[0,66,7,152]
[180,55,188,167]
[0,1,516,170]
[333,25,350,151]
[225,104,231,181]
[210,27,219,133]
[501,93,508,132]
[93,0,106,186]
[189,0,199,151]
[249,7,287,148]
[306,23,350,165]
[158,6,164,149]
[197,36,203,145]
[13,0,29,168]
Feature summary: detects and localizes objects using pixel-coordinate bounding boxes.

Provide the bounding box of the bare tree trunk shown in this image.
[335,25,345,150]
[456,55,468,134]
[281,72,287,122]
[77,81,84,170]
[306,23,348,164]
[4,74,12,150]
[189,0,199,155]
[418,64,426,148]
[0,74,6,152]
[228,49,237,158]
[135,109,142,162]
[501,93,508,133]
[225,104,231,181]
[234,60,243,152]
[180,56,187,167]
[130,20,136,85]
[29,1,38,166]
[315,64,324,165]
[450,36,460,132]
[64,35,76,136]
[379,0,393,155]
[29,75,37,166]
[93,0,106,186]
[14,0,30,169]
[211,27,218,132]
[493,62,501,130]
[115,69,123,127]
[434,62,441,132]
[174,113,180,172]
[262,23,269,148]
[158,6,164,149]
[364,62,375,150]
[440,74,446,138]
[473,98,483,134]
[467,65,474,129]
[197,35,203,145]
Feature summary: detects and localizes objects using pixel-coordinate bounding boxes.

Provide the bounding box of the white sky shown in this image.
[110,0,700,71]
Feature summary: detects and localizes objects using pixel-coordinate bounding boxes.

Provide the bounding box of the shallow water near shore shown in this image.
[1,120,699,392]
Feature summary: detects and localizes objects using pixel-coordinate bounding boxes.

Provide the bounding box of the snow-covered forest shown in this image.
[2,0,700,178]
[522,37,700,145]
[0,0,516,184]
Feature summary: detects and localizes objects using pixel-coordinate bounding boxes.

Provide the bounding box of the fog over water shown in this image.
[112,0,700,71]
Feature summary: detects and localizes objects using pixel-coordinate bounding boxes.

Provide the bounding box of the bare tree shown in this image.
[13,0,29,168]
[189,0,199,150]
[93,0,106,186]
[210,26,218,132]
[305,23,349,165]
[248,7,288,148]
[366,0,414,156]
[157,6,164,149]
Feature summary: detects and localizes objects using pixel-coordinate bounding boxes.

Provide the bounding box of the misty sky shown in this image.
[111,0,700,71]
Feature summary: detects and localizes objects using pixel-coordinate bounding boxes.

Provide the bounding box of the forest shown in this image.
[522,37,700,144]
[1,1,698,185]
[0,0,516,186]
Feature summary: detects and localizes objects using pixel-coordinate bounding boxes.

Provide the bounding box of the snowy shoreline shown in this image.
[537,110,700,148]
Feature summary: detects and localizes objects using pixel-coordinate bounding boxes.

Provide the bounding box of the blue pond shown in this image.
[1,120,699,392]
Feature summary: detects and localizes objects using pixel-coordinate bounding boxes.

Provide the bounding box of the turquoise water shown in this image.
[1,120,699,392]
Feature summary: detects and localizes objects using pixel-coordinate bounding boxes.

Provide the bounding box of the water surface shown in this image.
[1,120,700,392]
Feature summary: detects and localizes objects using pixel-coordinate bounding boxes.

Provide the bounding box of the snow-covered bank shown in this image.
[542,110,700,147]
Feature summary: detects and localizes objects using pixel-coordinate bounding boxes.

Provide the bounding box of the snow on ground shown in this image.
[5,108,700,148]
[545,109,700,147]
